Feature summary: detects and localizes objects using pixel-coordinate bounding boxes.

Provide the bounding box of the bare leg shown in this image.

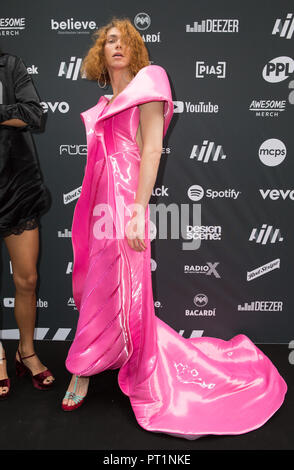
[3,227,54,384]
[0,341,9,396]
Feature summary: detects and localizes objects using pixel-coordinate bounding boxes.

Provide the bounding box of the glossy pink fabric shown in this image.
[66,64,287,439]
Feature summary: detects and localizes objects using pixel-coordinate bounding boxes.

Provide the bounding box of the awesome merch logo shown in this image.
[0,17,26,36]
[249,99,286,118]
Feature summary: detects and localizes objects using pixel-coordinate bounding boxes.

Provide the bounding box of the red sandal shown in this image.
[0,356,10,400]
[15,350,55,390]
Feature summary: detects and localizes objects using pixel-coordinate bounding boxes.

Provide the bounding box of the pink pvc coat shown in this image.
[65,64,287,439]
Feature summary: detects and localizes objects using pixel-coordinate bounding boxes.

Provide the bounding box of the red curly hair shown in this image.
[80,16,150,84]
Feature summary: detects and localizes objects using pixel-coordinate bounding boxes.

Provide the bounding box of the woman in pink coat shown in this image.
[62,17,286,440]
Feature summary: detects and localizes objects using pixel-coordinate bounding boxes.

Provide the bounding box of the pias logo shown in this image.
[196,60,226,78]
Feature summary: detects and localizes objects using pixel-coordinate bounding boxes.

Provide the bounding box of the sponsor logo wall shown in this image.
[0,1,293,343]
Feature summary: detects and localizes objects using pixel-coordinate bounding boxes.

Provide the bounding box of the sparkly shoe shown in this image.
[62,375,87,411]
[0,356,10,400]
[15,350,54,390]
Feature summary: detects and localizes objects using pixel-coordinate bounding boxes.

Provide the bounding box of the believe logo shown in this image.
[51,18,97,34]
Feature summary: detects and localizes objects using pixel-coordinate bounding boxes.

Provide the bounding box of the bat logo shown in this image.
[193,294,208,307]
[134,13,151,30]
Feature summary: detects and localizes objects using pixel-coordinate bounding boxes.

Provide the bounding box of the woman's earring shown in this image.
[97,69,107,88]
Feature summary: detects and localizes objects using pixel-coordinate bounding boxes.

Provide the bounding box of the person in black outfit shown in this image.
[0,52,54,399]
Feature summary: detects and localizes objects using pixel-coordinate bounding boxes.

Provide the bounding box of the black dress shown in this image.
[0,53,50,238]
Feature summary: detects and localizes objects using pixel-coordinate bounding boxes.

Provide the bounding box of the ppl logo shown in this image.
[262,56,294,83]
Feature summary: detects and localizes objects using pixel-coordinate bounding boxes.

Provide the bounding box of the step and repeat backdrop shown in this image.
[0,1,293,343]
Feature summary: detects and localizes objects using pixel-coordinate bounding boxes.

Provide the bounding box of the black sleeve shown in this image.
[0,56,43,130]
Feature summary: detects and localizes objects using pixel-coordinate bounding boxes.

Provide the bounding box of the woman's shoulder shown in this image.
[137,64,168,77]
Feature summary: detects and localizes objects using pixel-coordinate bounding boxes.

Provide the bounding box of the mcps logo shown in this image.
[263,56,294,83]
[258,139,286,166]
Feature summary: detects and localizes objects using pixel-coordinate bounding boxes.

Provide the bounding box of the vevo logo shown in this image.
[58,57,85,80]
[41,101,70,113]
[259,189,294,200]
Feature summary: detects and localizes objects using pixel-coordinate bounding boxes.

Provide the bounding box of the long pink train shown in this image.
[65,64,287,440]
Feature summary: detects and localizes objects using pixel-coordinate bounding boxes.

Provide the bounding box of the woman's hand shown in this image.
[125,208,147,252]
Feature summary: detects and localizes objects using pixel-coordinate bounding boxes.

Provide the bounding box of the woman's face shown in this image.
[104,26,132,71]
